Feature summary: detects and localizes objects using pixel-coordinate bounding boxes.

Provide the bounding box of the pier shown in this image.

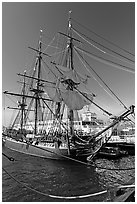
[106,177,135,202]
[105,142,135,155]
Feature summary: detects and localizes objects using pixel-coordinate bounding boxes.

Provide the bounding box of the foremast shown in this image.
[30,30,44,135]
[35,30,42,135]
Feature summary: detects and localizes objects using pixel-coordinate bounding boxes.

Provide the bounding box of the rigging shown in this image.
[72,27,135,64]
[75,46,135,73]
[71,17,135,57]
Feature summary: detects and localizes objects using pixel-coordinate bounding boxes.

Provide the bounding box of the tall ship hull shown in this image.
[3,138,70,160]
[3,136,94,160]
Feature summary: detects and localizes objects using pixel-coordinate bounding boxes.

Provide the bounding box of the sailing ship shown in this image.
[2,11,135,161]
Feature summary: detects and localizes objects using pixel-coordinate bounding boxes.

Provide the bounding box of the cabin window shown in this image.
[82,121,91,125]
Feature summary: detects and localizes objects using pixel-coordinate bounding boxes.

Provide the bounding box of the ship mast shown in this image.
[35,30,43,134]
[4,71,27,132]
[68,10,75,142]
[30,30,44,135]
[20,71,27,132]
[55,11,76,143]
[35,30,42,134]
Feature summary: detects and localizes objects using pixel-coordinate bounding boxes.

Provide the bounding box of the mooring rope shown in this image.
[2,167,135,200]
[2,152,15,162]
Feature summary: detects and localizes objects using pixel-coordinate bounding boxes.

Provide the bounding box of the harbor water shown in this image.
[2,147,135,202]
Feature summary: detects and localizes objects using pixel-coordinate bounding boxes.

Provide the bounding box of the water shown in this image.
[2,148,135,202]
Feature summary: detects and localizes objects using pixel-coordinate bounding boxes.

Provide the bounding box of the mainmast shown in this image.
[68,11,74,141]
[20,71,27,132]
[68,10,74,70]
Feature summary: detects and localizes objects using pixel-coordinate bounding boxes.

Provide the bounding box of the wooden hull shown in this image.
[3,137,92,160]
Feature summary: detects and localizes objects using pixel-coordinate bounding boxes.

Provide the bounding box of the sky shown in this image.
[2,1,135,126]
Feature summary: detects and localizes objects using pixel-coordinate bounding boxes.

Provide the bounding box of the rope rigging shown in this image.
[75,46,135,73]
[42,34,58,54]
[35,47,135,125]
[3,28,134,191]
[42,56,113,117]
[72,27,135,64]
[41,41,61,50]
[74,48,128,110]
[24,27,134,122]
[74,48,126,109]
[74,48,135,123]
[40,97,89,144]
[71,17,135,57]
[2,12,135,200]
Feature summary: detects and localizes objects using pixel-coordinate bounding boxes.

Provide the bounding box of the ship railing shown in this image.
[108,135,135,144]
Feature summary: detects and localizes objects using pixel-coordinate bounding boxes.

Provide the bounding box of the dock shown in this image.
[113,187,135,202]
[106,177,135,202]
[105,142,135,155]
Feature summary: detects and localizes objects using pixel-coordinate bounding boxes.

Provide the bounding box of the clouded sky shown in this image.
[2,2,135,126]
